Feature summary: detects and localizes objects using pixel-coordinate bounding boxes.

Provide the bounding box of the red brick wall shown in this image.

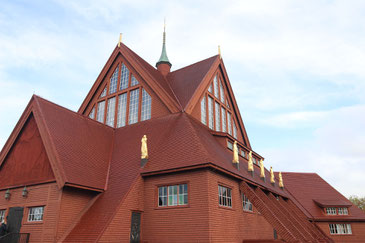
[141,169,274,243]
[0,183,60,243]
[316,222,365,242]
[56,187,96,241]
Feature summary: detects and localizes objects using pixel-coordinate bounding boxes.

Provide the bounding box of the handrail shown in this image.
[0,232,30,243]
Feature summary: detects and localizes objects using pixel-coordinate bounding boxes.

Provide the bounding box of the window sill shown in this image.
[330,234,352,236]
[23,221,43,225]
[218,205,235,211]
[155,205,190,210]
[242,209,254,214]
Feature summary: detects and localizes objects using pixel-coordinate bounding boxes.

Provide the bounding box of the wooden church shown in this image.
[0,29,364,243]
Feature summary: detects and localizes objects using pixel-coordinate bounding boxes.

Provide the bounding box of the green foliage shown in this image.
[349,195,365,212]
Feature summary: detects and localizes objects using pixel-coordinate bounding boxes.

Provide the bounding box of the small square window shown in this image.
[326,207,337,215]
[227,141,233,150]
[28,206,44,222]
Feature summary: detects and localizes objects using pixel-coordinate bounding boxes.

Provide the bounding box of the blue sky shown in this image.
[1,0,364,197]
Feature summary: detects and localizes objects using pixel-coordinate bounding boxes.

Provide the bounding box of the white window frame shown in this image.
[326,207,337,215]
[28,206,44,222]
[338,207,349,215]
[218,185,232,208]
[329,223,352,235]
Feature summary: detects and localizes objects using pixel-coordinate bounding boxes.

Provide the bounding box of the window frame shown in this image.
[218,184,232,208]
[27,206,45,223]
[329,223,352,235]
[157,183,189,208]
[242,192,253,212]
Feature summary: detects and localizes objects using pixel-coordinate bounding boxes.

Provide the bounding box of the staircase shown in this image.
[240,181,333,243]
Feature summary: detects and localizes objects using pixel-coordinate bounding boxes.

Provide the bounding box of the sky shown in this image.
[0,0,364,197]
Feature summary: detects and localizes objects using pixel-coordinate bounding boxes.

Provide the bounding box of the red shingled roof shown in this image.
[281,172,365,221]
[168,55,219,109]
[34,96,113,191]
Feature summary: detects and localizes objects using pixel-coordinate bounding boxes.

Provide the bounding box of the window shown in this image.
[215,102,220,131]
[220,81,225,103]
[338,208,349,215]
[96,101,105,123]
[326,207,337,215]
[28,206,44,222]
[214,75,219,98]
[221,107,226,132]
[201,96,206,125]
[208,97,214,129]
[227,112,232,135]
[218,185,232,207]
[117,93,127,127]
[0,210,5,222]
[128,89,139,124]
[141,88,151,121]
[240,149,245,157]
[106,97,116,127]
[120,63,130,90]
[227,140,233,150]
[329,224,352,235]
[89,106,95,119]
[100,86,107,98]
[208,84,213,93]
[233,121,237,139]
[109,66,119,94]
[158,184,188,207]
[242,193,253,212]
[131,74,139,86]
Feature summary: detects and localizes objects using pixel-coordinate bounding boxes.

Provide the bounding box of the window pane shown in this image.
[158,186,167,206]
[106,97,116,127]
[221,107,226,132]
[28,206,44,222]
[201,96,206,125]
[89,106,95,119]
[0,210,5,222]
[100,86,107,98]
[168,185,178,206]
[117,93,127,127]
[178,184,188,205]
[213,75,219,98]
[208,83,213,93]
[128,89,139,124]
[109,66,119,94]
[233,121,237,139]
[227,113,232,135]
[131,74,139,86]
[96,101,105,123]
[220,81,225,103]
[215,102,220,131]
[141,88,151,121]
[208,97,214,129]
[120,63,130,90]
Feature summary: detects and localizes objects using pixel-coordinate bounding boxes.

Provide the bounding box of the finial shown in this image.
[270,167,275,184]
[218,45,221,59]
[118,33,122,47]
[232,141,239,163]
[279,172,284,188]
[248,151,254,172]
[156,19,172,70]
[259,159,265,178]
[141,135,148,159]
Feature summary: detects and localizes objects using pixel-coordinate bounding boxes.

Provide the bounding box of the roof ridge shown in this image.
[170,55,219,74]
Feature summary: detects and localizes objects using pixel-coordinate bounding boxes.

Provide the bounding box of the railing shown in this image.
[0,233,30,243]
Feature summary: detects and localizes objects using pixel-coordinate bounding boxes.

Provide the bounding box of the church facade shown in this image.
[0,31,364,243]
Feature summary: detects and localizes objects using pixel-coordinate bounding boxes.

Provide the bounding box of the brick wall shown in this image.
[0,183,60,243]
[316,221,365,242]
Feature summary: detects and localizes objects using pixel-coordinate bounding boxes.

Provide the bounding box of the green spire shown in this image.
[156,23,172,67]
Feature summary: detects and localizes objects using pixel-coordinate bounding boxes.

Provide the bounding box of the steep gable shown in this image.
[0,114,55,189]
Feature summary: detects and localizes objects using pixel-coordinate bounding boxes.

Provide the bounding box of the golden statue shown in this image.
[232,141,239,163]
[260,159,265,178]
[279,172,284,188]
[141,135,148,159]
[248,151,254,172]
[270,167,275,183]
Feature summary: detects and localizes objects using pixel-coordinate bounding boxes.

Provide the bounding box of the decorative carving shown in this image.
[279,172,284,188]
[232,141,239,163]
[260,159,265,178]
[248,151,254,172]
[270,167,275,184]
[141,135,148,159]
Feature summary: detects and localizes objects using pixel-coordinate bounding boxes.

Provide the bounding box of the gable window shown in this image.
[128,89,139,124]
[89,106,95,119]
[131,74,139,87]
[213,75,219,98]
[28,206,44,222]
[141,88,151,121]
[158,184,188,207]
[326,207,337,215]
[100,86,107,98]
[218,185,232,207]
[0,210,5,222]
[329,224,352,235]
[227,112,232,135]
[242,193,253,212]
[215,102,220,131]
[220,82,225,103]
[208,84,213,93]
[96,101,105,123]
[117,93,127,128]
[106,97,116,127]
[201,96,206,125]
[120,63,130,90]
[221,107,226,132]
[109,66,119,94]
[208,97,214,129]
[233,121,237,139]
